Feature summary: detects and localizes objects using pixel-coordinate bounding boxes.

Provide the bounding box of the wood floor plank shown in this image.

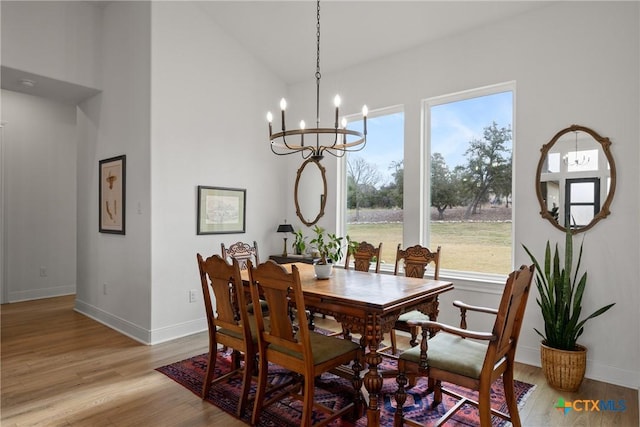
[1,295,636,426]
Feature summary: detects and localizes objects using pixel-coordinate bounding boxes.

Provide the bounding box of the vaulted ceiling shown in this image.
[197,1,551,84]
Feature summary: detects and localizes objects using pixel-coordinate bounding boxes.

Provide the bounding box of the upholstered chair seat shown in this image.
[398,332,489,379]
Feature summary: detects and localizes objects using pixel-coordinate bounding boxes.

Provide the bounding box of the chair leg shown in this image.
[478,380,492,426]
[251,353,269,426]
[394,365,409,427]
[503,365,522,427]
[301,376,315,427]
[431,379,442,409]
[201,343,217,399]
[390,329,398,354]
[236,352,254,417]
[230,349,241,370]
[409,325,419,347]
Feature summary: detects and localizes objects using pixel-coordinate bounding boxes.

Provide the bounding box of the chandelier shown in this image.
[267,0,367,161]
[563,131,590,167]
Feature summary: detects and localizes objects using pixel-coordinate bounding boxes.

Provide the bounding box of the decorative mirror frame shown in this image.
[535,124,616,234]
[294,158,327,226]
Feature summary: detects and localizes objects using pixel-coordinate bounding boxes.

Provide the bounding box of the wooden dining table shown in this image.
[242,262,454,426]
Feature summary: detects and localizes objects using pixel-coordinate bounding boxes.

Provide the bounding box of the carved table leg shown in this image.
[363,314,384,426]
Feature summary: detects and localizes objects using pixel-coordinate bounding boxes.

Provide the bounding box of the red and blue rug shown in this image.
[156,350,535,426]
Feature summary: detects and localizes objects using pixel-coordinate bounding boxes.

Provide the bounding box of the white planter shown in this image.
[314,263,333,279]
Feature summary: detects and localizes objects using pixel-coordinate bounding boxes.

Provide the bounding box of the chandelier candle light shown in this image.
[563,131,590,167]
[267,0,367,161]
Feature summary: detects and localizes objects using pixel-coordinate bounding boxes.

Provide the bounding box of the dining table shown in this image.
[242,262,454,426]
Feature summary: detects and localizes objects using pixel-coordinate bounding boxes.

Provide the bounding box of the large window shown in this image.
[341,107,404,268]
[425,83,514,276]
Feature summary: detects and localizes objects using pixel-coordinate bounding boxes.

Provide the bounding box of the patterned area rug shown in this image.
[156,350,535,426]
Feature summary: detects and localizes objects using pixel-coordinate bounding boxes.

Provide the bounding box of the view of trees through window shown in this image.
[345,109,404,265]
[342,86,513,276]
[428,87,514,275]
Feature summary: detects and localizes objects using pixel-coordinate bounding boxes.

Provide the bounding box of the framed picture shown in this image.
[99,155,126,234]
[197,186,246,235]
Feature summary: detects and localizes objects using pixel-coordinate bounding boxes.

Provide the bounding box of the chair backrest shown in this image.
[484,264,534,369]
[197,254,252,346]
[394,244,441,279]
[221,241,259,270]
[246,260,312,365]
[345,241,382,273]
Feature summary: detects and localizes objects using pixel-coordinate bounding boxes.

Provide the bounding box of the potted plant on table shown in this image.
[523,225,615,392]
[309,225,344,279]
[292,229,307,255]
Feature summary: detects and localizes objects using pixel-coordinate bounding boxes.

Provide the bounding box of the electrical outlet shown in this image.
[103,283,108,295]
[39,267,47,277]
[189,289,197,303]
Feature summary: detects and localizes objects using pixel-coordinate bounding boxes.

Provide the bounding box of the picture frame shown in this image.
[197,186,246,235]
[99,155,126,234]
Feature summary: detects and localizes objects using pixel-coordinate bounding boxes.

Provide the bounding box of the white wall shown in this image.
[148,2,288,343]
[75,1,152,342]
[1,1,102,89]
[1,90,77,301]
[287,1,639,388]
[1,0,102,304]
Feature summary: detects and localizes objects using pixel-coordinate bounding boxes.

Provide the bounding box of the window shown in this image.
[339,106,404,268]
[565,178,600,227]
[425,83,514,276]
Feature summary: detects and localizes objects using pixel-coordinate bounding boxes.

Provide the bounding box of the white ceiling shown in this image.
[1,1,552,103]
[197,1,551,84]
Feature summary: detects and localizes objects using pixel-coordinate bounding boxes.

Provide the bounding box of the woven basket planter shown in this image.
[540,341,587,392]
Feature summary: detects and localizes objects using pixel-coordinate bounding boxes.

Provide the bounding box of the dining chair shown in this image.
[196,253,256,417]
[393,264,535,427]
[222,240,268,315]
[344,240,382,273]
[247,260,364,427]
[390,244,441,354]
[221,240,259,270]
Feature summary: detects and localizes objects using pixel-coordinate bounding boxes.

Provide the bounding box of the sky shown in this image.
[348,90,513,186]
[431,91,513,168]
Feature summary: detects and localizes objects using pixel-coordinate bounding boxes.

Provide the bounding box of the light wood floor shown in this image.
[1,295,637,426]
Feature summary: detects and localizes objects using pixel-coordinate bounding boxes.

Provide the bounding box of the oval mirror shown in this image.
[536,124,616,234]
[294,158,327,226]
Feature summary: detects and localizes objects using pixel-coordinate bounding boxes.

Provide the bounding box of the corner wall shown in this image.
[75,1,152,342]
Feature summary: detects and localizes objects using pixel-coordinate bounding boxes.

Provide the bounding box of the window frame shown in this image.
[422,81,516,283]
[337,104,405,271]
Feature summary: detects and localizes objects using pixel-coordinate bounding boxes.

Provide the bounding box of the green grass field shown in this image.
[346,222,512,274]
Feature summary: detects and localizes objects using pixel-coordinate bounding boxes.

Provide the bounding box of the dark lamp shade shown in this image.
[277,224,294,233]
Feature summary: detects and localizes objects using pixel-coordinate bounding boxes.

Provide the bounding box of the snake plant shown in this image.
[522,226,615,351]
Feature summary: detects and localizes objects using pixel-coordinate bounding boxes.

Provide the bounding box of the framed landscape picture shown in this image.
[197,186,246,235]
[99,155,126,234]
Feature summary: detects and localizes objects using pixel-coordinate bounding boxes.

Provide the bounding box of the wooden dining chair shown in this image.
[222,240,268,315]
[390,244,441,354]
[344,241,382,273]
[196,253,256,417]
[393,264,535,427]
[247,260,364,427]
[221,240,259,270]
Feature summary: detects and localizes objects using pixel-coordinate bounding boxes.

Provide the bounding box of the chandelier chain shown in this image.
[315,0,321,130]
[266,0,367,161]
[316,0,321,81]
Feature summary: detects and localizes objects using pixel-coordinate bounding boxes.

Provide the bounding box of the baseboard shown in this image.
[149,318,207,345]
[8,285,75,302]
[74,299,151,344]
[74,298,207,346]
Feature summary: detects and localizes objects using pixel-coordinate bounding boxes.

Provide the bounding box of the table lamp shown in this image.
[277,222,294,257]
